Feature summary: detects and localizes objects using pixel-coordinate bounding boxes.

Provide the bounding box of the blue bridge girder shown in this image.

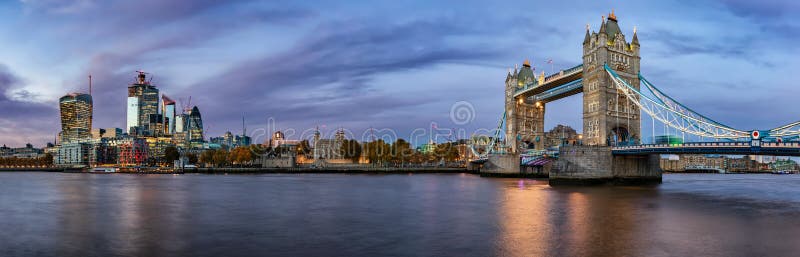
[612,142,800,156]
[533,79,583,103]
[514,64,583,98]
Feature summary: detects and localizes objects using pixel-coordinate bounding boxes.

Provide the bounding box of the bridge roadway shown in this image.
[612,142,800,156]
[514,64,583,102]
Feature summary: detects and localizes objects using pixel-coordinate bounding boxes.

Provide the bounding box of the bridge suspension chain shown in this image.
[767,121,800,138]
[604,64,750,140]
[469,110,507,159]
[638,68,800,140]
[639,74,737,131]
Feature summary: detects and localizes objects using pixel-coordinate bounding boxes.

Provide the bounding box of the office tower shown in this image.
[127,71,159,135]
[162,95,176,135]
[187,106,204,142]
[59,93,93,143]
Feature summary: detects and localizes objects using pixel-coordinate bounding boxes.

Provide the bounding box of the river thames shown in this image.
[1,173,798,257]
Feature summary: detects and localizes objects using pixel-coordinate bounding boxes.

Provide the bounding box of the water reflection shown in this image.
[53,174,190,256]
[496,179,551,256]
[1,173,799,256]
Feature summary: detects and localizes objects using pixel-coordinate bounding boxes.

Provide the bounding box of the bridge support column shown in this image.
[550,146,661,186]
[479,154,521,177]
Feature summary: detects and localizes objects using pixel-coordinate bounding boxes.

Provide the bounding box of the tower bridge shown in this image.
[477,11,800,185]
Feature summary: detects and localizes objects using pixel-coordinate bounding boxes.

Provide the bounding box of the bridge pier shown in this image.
[550,146,661,186]
[479,154,521,177]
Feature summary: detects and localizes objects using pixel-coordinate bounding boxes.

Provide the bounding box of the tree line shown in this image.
[183,139,465,167]
[0,153,53,167]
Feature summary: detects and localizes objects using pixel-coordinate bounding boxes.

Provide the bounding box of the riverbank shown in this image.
[0,166,471,174]
[187,167,470,174]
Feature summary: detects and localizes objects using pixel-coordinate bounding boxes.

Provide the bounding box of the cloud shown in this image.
[0,64,58,145]
[185,18,503,137]
[716,0,800,20]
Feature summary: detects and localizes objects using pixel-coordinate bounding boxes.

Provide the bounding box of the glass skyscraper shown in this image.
[127,71,159,136]
[161,95,176,135]
[59,93,93,143]
[187,106,204,142]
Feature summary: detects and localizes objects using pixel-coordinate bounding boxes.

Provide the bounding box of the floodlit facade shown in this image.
[126,96,139,132]
[162,95,176,135]
[59,93,93,143]
[127,71,159,136]
[175,113,187,133]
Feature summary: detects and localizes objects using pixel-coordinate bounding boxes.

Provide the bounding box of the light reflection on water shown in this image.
[0,172,799,257]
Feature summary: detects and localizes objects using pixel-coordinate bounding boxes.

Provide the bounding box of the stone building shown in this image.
[504,60,546,151]
[543,125,581,149]
[313,128,345,160]
[582,11,641,146]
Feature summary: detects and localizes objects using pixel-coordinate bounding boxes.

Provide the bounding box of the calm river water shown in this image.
[1,172,799,257]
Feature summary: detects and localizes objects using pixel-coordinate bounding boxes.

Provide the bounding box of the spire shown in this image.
[599,16,606,34]
[583,23,591,44]
[608,9,617,22]
[632,26,639,45]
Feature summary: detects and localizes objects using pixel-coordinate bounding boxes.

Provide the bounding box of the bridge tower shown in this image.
[505,60,546,152]
[582,11,641,146]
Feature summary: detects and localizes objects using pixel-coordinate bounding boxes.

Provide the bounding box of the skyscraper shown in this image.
[161,95,176,135]
[59,93,93,143]
[187,106,204,143]
[127,71,159,136]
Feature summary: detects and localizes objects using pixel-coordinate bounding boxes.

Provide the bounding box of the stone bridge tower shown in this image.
[505,60,546,153]
[582,11,641,146]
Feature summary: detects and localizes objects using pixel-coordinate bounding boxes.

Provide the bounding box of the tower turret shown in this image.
[583,24,591,45]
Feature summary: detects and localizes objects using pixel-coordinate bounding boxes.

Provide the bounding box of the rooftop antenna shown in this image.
[184,96,193,113]
[88,75,92,95]
[135,70,149,84]
[242,116,246,137]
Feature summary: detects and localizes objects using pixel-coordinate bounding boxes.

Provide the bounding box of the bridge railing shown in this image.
[762,142,800,148]
[612,142,751,150]
[613,141,800,150]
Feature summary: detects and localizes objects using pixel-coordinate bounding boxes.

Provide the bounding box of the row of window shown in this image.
[610,52,631,65]
[585,119,600,138]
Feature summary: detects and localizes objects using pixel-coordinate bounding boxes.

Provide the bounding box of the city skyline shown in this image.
[2,1,800,146]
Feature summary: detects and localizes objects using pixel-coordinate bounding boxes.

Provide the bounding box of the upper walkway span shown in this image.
[612,142,800,156]
[513,64,583,100]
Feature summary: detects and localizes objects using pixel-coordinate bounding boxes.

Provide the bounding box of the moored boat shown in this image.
[88,167,117,173]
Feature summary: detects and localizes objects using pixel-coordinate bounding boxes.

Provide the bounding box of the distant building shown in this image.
[175,113,188,133]
[145,136,173,163]
[187,106,204,143]
[269,131,299,148]
[91,128,123,139]
[55,142,92,166]
[235,135,251,147]
[127,71,159,136]
[417,143,436,154]
[116,138,148,167]
[59,93,93,143]
[162,95,176,135]
[147,113,164,136]
[313,128,345,159]
[543,125,580,149]
[0,143,44,158]
[173,112,190,148]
